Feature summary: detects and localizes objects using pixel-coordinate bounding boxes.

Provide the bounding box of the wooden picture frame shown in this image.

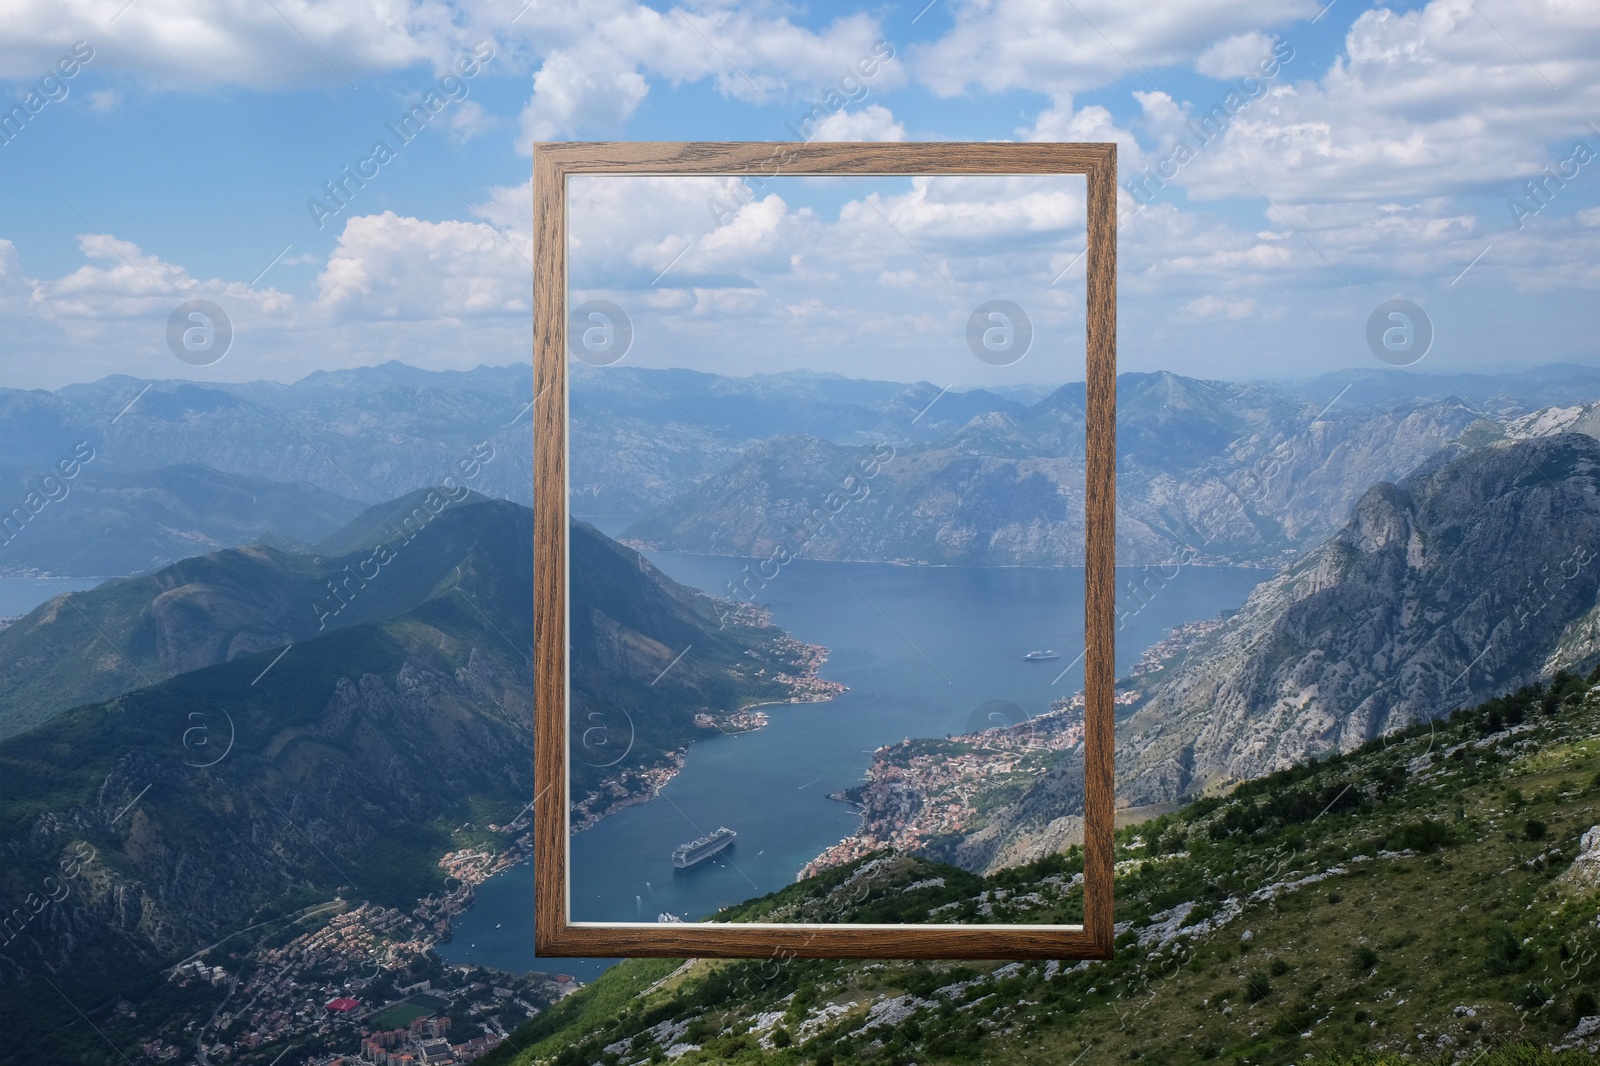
[533,141,1116,959]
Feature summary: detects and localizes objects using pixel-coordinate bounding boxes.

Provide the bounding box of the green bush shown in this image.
[1485,926,1534,975]
[1390,818,1451,852]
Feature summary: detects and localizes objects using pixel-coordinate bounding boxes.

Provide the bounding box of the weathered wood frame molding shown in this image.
[534,141,1116,959]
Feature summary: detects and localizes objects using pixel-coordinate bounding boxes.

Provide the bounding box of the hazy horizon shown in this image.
[10,355,1600,396]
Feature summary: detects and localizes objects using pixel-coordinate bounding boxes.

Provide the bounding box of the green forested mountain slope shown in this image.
[0,493,503,739]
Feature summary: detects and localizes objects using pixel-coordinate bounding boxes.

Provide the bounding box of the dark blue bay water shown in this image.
[438,550,1269,982]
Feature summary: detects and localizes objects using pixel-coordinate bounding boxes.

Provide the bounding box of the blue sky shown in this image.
[0,0,1596,389]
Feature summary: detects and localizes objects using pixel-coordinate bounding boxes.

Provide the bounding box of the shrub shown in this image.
[1245,971,1273,1002]
[1571,990,1598,1025]
[1351,946,1379,975]
[1484,927,1534,975]
[1390,818,1450,852]
[1516,982,1552,1010]
[1524,819,1548,841]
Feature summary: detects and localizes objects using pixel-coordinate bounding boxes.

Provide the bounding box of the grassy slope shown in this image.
[486,667,1600,1066]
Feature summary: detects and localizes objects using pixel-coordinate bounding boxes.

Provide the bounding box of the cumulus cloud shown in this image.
[1181,294,1257,319]
[519,46,650,143]
[913,0,1315,96]
[807,104,906,142]
[509,4,897,148]
[0,0,434,87]
[1195,31,1279,79]
[1181,0,1600,203]
[313,211,529,319]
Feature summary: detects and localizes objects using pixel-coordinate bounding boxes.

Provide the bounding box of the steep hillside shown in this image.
[0,492,508,740]
[1115,433,1600,806]
[938,435,1600,872]
[0,512,538,1064]
[482,670,1600,1066]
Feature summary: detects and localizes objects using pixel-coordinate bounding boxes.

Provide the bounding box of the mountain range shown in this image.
[0,462,363,578]
[3,359,1599,1063]
[5,361,1597,577]
[621,375,1506,566]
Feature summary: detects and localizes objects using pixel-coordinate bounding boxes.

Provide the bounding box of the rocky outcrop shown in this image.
[1559,824,1600,895]
[1115,434,1600,803]
[947,435,1600,872]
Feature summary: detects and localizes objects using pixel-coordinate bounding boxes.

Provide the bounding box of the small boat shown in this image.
[1023,650,1061,661]
[495,923,502,929]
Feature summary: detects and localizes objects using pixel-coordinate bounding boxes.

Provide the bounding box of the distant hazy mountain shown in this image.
[624,373,1506,566]
[946,434,1600,873]
[0,462,362,576]
[5,360,1595,570]
[1281,362,1600,417]
[0,361,535,507]
[567,365,1023,516]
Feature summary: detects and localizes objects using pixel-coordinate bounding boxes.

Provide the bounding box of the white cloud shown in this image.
[913,0,1315,96]
[1195,31,1279,79]
[443,99,490,143]
[1180,0,1600,203]
[312,211,529,320]
[1181,294,1257,319]
[1019,95,1144,171]
[807,104,906,142]
[0,0,435,87]
[519,46,650,143]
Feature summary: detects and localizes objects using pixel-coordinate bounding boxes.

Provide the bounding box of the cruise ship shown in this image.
[1023,649,1061,661]
[672,826,736,868]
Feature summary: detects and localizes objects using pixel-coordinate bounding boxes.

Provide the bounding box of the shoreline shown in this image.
[606,541,1281,572]
[568,637,845,837]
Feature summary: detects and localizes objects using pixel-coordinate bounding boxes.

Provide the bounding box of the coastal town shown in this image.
[797,699,1087,879]
[796,612,1245,880]
[128,805,579,1065]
